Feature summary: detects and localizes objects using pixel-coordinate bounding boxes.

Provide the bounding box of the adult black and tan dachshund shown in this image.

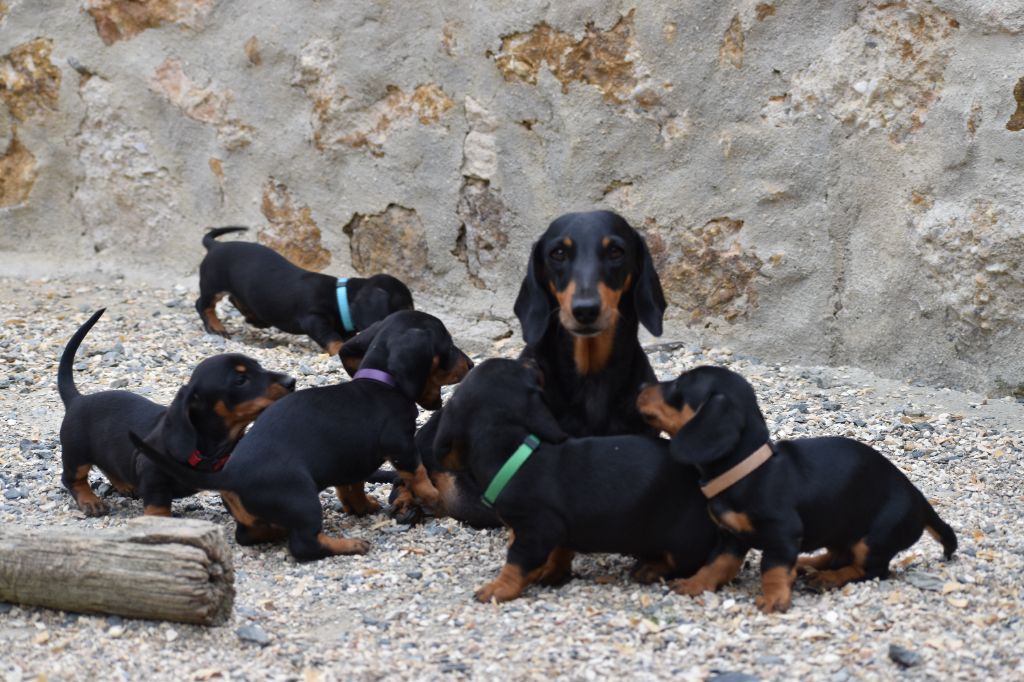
[58,308,295,516]
[433,359,717,602]
[417,210,668,527]
[637,365,958,613]
[196,227,414,355]
[131,311,472,562]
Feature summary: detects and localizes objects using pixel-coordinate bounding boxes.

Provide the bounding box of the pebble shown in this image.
[236,624,271,647]
[888,644,922,668]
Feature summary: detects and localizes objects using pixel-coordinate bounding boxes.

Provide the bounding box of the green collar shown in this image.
[481,434,541,508]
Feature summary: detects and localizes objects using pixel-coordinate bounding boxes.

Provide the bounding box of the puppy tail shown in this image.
[202,226,248,250]
[128,431,235,492]
[58,308,105,407]
[925,506,958,560]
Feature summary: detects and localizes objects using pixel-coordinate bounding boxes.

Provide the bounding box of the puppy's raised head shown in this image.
[349,274,415,331]
[339,310,472,410]
[514,210,666,344]
[433,358,568,471]
[158,353,296,465]
[637,366,768,465]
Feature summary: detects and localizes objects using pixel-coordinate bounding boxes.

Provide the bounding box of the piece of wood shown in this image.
[0,517,234,625]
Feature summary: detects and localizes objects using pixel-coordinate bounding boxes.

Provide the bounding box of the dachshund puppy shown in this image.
[131,311,472,562]
[58,309,295,516]
[434,359,717,602]
[196,227,414,354]
[637,366,958,613]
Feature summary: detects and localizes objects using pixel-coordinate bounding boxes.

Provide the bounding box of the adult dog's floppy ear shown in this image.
[339,318,385,376]
[669,393,743,464]
[514,239,552,346]
[159,385,199,461]
[633,233,666,337]
[350,287,391,332]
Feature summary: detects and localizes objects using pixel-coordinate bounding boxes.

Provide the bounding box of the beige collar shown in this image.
[700,443,773,498]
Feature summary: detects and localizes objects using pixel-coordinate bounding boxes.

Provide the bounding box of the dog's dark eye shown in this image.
[549,246,567,262]
[607,244,625,260]
[234,373,249,385]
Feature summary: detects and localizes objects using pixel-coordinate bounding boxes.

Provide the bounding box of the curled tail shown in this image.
[925,506,957,559]
[58,308,105,407]
[128,431,236,492]
[202,226,248,250]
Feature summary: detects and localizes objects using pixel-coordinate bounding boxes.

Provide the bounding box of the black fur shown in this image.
[58,309,295,516]
[638,366,958,613]
[433,359,717,602]
[196,227,414,352]
[132,311,472,562]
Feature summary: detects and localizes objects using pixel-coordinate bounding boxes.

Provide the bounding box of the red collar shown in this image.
[187,449,230,471]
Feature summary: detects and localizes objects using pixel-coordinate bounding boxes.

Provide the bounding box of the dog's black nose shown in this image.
[571,299,601,325]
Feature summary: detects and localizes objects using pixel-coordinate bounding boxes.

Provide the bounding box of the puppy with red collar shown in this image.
[637,365,957,613]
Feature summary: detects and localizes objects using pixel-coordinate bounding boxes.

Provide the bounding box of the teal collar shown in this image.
[336,278,355,333]
[481,435,541,508]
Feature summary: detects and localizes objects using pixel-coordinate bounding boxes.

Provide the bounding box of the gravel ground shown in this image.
[1,274,1022,681]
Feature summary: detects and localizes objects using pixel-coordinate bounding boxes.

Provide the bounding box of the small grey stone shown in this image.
[406,570,423,579]
[3,488,26,500]
[889,644,922,668]
[110,378,129,388]
[754,656,784,665]
[905,571,944,592]
[236,624,271,646]
[709,673,760,682]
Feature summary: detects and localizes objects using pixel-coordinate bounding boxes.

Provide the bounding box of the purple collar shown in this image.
[353,368,396,387]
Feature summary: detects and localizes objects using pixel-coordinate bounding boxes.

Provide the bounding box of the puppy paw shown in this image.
[474,581,520,603]
[755,592,792,614]
[78,499,109,517]
[670,577,715,597]
[631,558,672,584]
[318,533,370,555]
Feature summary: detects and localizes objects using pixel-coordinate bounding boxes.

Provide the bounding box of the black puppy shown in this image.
[434,359,717,602]
[409,210,667,527]
[58,309,295,516]
[196,227,414,355]
[636,366,958,613]
[131,311,472,562]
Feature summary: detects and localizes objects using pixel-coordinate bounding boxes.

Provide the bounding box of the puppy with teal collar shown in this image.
[195,227,413,354]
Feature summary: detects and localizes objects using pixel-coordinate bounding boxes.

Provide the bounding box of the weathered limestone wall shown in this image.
[2,1,1023,395]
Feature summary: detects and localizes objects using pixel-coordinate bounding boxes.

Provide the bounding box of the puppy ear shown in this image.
[339,318,385,376]
[513,239,552,346]
[524,392,569,444]
[350,286,392,332]
[159,385,199,461]
[633,233,666,337]
[669,393,743,464]
[386,328,435,404]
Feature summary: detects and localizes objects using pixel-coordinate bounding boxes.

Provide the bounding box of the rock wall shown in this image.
[1,0,1022,395]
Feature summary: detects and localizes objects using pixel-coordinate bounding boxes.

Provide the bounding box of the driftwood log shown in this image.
[0,516,234,625]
